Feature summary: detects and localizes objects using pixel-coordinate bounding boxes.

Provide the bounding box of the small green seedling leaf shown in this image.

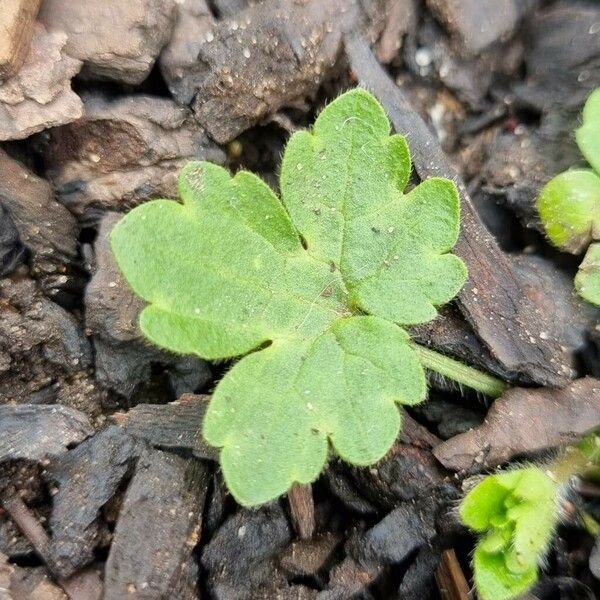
[536,86,600,306]
[474,546,537,600]
[536,169,600,254]
[111,89,468,506]
[576,86,600,174]
[460,467,560,600]
[575,242,600,305]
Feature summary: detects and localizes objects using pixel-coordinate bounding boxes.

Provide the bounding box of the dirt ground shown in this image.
[0,0,599,599]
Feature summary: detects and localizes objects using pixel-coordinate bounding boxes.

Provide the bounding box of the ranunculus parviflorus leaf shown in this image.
[111,89,467,505]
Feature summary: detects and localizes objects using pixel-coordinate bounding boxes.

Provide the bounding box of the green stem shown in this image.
[549,432,600,484]
[411,343,508,398]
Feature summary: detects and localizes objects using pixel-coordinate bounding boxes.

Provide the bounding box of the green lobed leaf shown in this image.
[111,89,466,506]
[536,169,600,254]
[508,470,559,570]
[280,92,467,324]
[575,242,600,306]
[460,471,523,532]
[536,87,600,307]
[460,467,560,600]
[576,86,600,174]
[474,546,538,600]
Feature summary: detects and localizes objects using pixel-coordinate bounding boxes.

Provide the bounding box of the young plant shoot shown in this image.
[461,432,600,600]
[537,87,600,305]
[111,88,506,506]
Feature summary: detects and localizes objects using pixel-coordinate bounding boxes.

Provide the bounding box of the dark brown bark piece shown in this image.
[342,440,450,512]
[43,94,224,219]
[39,0,176,85]
[111,394,218,460]
[411,304,516,382]
[433,377,600,472]
[345,34,573,387]
[104,449,209,600]
[159,0,215,104]
[399,544,443,600]
[0,513,34,560]
[374,0,416,64]
[327,411,450,513]
[359,505,435,564]
[0,25,83,140]
[321,504,436,599]
[0,405,93,463]
[0,552,68,600]
[47,427,139,578]
[0,204,26,277]
[516,2,600,113]
[201,504,291,600]
[190,0,387,143]
[420,254,597,383]
[0,149,78,283]
[318,555,379,600]
[279,532,342,579]
[0,279,96,407]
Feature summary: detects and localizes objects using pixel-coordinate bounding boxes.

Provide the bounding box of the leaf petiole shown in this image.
[411,343,508,398]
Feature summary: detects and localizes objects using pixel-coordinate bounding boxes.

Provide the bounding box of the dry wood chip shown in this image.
[433,377,600,472]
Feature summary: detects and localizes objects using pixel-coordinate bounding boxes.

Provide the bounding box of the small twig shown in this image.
[287,483,315,539]
[2,494,102,600]
[435,549,471,600]
[2,495,52,562]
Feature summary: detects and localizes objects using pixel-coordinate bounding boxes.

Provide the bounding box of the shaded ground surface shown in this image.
[0,0,599,598]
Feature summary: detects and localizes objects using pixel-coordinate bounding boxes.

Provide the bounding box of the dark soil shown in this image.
[0,1,599,599]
